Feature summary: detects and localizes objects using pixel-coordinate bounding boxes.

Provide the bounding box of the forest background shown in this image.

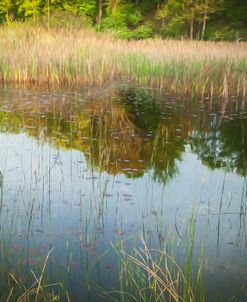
[0,0,246,41]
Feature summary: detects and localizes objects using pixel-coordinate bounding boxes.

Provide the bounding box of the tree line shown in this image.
[0,0,246,40]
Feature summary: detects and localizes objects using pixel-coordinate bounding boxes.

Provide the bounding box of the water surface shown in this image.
[0,86,246,301]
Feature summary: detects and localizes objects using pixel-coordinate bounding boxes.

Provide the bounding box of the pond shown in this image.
[0,86,246,302]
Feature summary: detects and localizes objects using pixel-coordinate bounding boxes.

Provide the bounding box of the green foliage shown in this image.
[101,2,151,39]
[0,0,246,40]
[0,0,13,24]
[127,9,142,26]
[155,0,182,25]
[206,25,237,41]
[101,15,125,30]
[111,28,132,39]
[76,0,97,19]
[110,22,154,40]
[38,10,92,28]
[102,2,143,29]
[17,0,41,21]
[134,22,154,39]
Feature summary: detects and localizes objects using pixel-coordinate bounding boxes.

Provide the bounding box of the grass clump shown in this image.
[0,24,246,99]
[3,250,69,302]
[102,237,204,302]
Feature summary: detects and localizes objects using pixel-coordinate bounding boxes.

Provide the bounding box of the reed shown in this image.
[3,249,70,302]
[0,23,246,99]
[100,236,204,302]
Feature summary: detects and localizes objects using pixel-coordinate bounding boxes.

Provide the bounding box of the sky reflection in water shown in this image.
[0,86,246,301]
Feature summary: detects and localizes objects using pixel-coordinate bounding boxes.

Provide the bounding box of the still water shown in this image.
[0,86,246,301]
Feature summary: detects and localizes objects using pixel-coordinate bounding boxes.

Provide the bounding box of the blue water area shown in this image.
[0,86,246,301]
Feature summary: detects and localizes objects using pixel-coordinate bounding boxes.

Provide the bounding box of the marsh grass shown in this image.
[102,233,204,302]
[0,24,246,99]
[2,249,70,302]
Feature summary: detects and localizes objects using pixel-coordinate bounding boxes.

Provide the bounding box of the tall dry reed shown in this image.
[0,23,246,99]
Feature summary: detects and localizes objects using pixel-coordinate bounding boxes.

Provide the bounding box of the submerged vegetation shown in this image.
[0,24,246,99]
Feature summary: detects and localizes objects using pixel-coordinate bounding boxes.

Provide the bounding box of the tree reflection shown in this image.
[0,87,246,183]
[190,117,247,176]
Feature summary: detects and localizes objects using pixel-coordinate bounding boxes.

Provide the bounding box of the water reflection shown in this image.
[191,117,247,176]
[0,87,246,180]
[0,86,246,302]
